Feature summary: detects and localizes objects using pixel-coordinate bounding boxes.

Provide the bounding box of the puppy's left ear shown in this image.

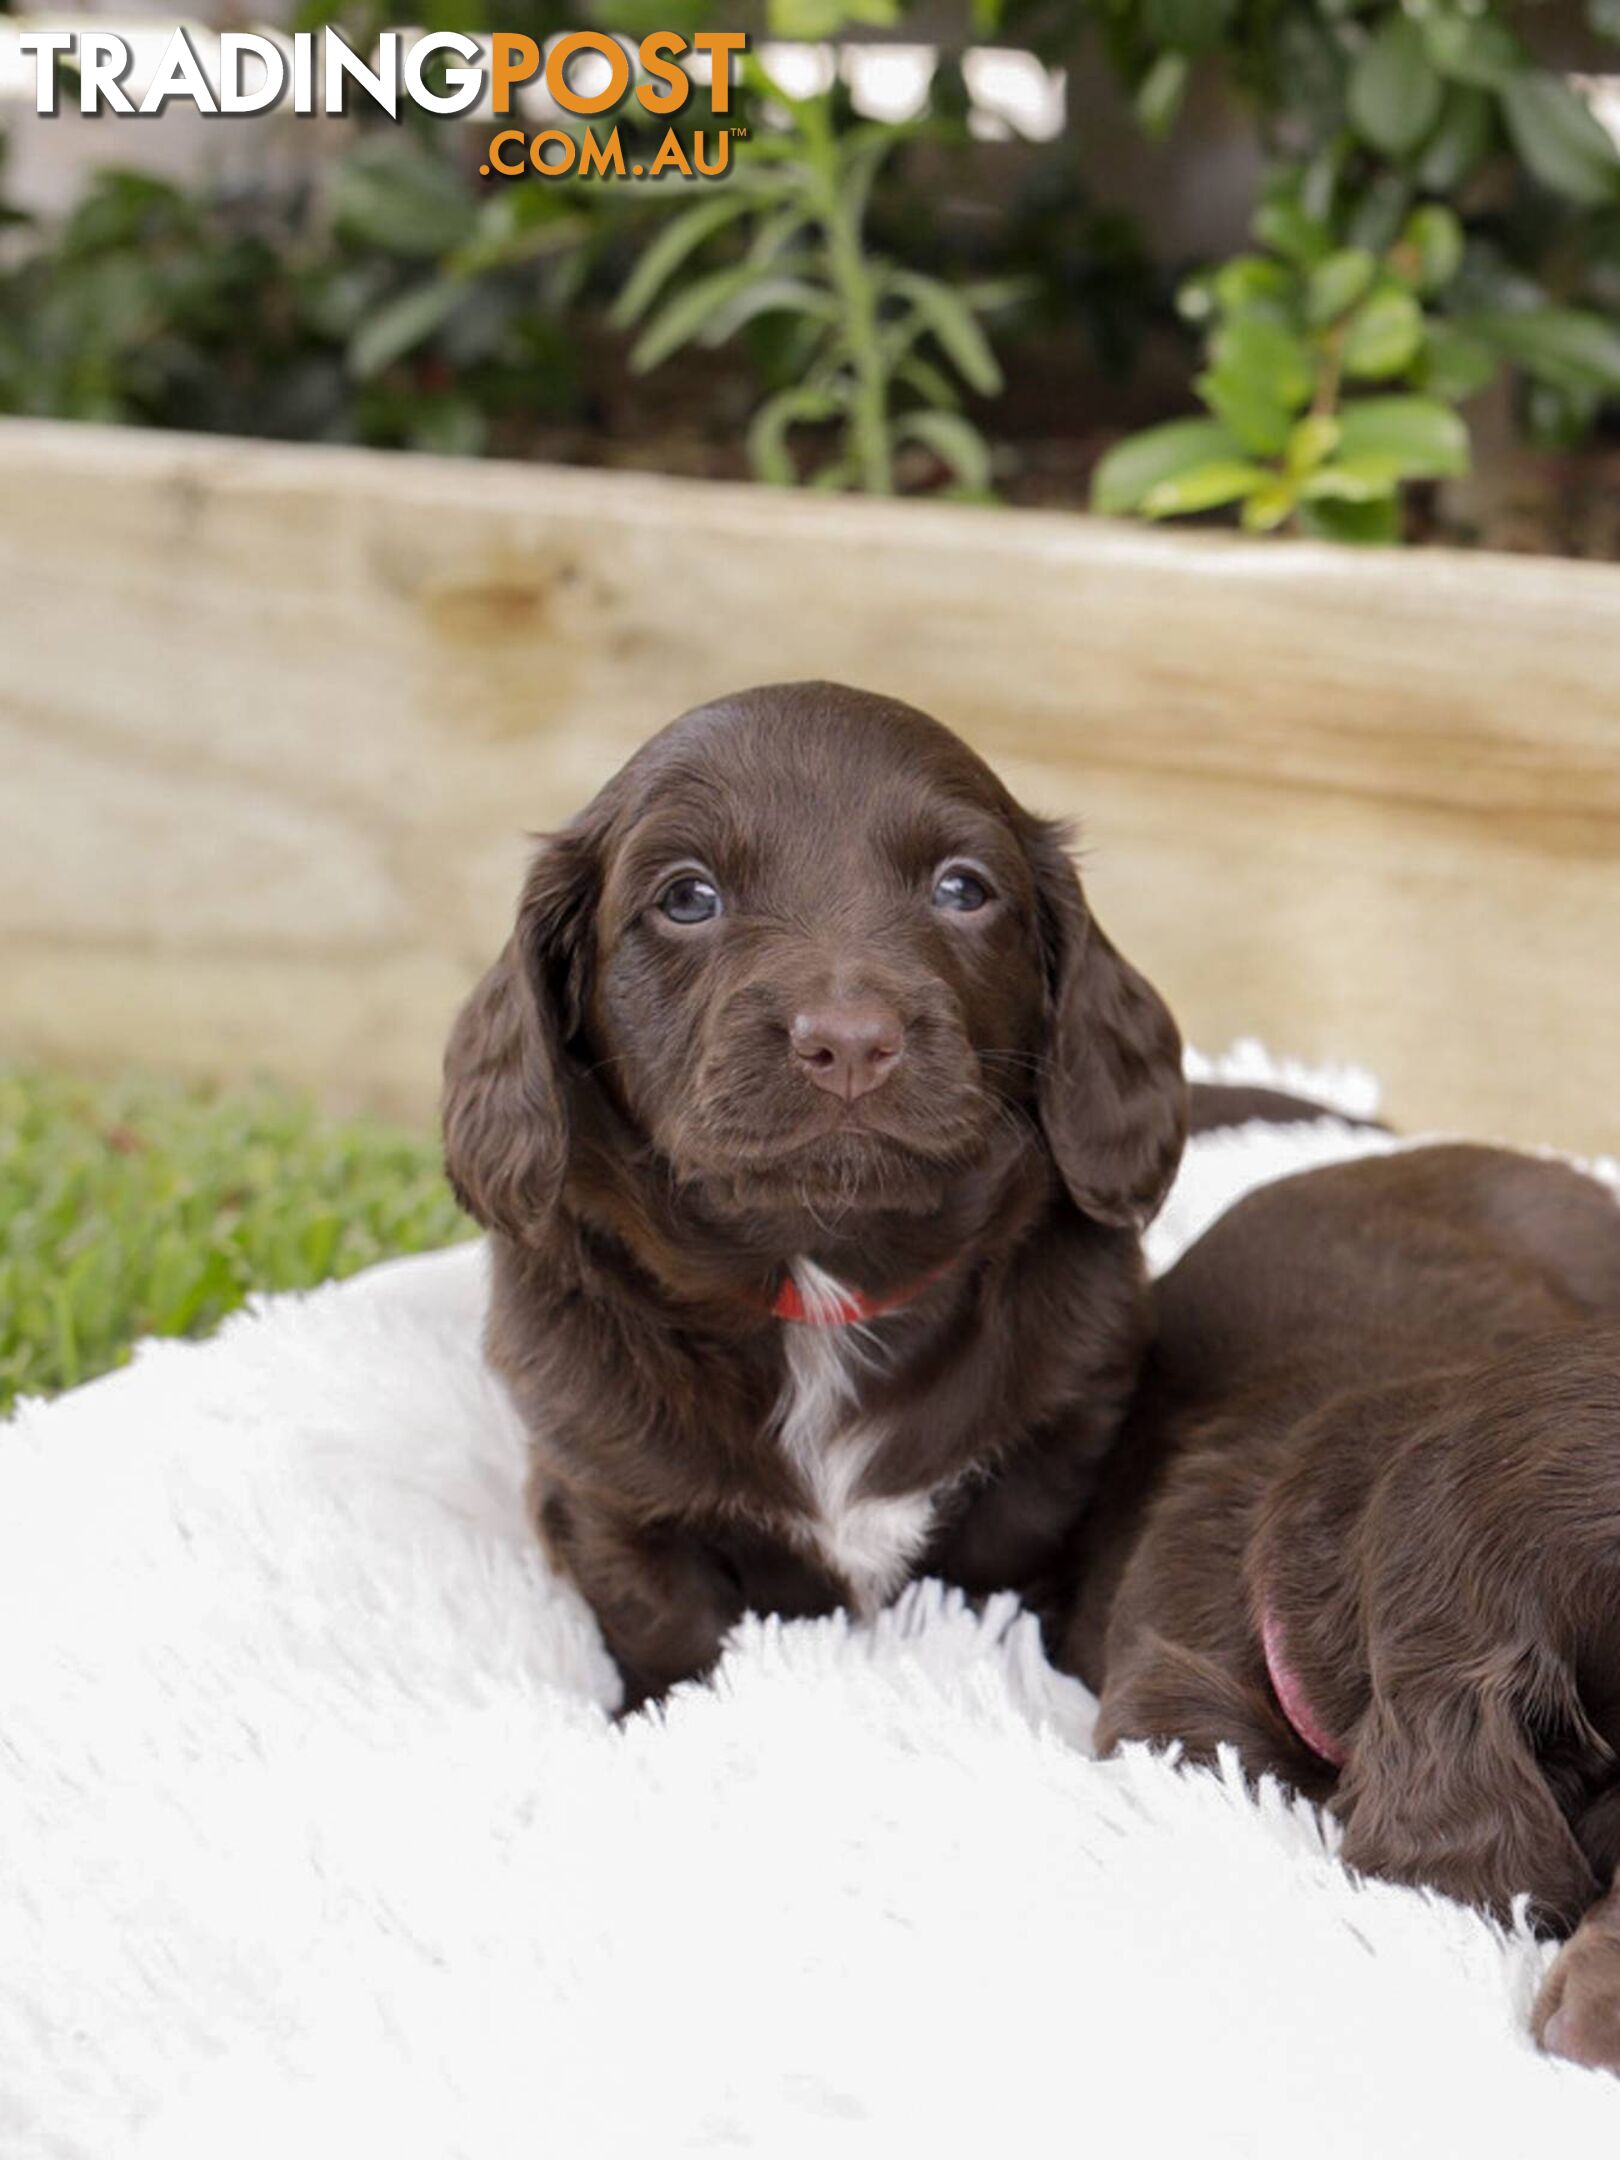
[1027,820,1187,1230]
[441,826,596,1241]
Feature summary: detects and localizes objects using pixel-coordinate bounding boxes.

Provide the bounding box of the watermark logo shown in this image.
[14,27,749,182]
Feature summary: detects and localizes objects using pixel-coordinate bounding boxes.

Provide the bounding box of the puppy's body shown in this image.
[490,1125,1150,1700]
[448,684,1187,1708]
[1063,1144,1620,2067]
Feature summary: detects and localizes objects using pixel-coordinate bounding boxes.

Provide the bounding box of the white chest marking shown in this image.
[772,1259,937,1615]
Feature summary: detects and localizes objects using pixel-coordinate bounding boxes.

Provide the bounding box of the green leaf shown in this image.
[328,140,476,260]
[1395,206,1464,294]
[1252,196,1331,266]
[1299,143,1343,226]
[1211,255,1294,317]
[610,194,757,330]
[1195,366,1294,455]
[1500,73,1620,206]
[1306,248,1377,327]
[1348,18,1444,156]
[1287,413,1341,474]
[1145,0,1231,49]
[629,266,825,372]
[888,271,1003,397]
[808,457,859,492]
[1347,171,1414,254]
[768,0,897,32]
[1421,15,1520,89]
[1241,479,1297,533]
[747,385,841,485]
[894,353,963,411]
[1141,459,1269,517]
[1272,14,1349,135]
[1301,454,1403,501]
[346,279,462,381]
[746,205,810,273]
[1135,52,1192,139]
[450,184,586,278]
[1342,289,1424,377]
[1592,0,1620,37]
[1335,394,1470,476]
[697,275,835,347]
[958,276,1032,320]
[896,409,994,492]
[1457,306,1620,394]
[1298,496,1402,543]
[1417,324,1498,401]
[1210,314,1314,411]
[1417,86,1495,190]
[835,126,911,234]
[629,267,755,371]
[1091,417,1246,514]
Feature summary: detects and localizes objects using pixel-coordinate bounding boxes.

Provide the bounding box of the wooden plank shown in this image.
[2,417,1617,1154]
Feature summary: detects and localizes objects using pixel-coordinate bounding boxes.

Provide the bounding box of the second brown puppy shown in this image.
[1063,1142,1620,2070]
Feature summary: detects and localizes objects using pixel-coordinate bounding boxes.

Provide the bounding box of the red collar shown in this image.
[1260,1604,1345,1768]
[769,1264,948,1327]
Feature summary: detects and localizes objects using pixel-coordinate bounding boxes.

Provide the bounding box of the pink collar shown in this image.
[1260,1605,1345,1768]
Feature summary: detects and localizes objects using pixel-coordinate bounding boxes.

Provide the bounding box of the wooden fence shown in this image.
[3,418,1616,1153]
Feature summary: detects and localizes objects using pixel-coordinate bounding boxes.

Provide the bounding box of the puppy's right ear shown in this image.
[442,829,595,1240]
[1025,818,1187,1231]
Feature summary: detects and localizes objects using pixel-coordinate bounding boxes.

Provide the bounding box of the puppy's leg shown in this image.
[1533,1870,1620,2073]
[929,1437,1102,1643]
[535,1486,743,1713]
[1334,1681,1596,1929]
[1097,1632,1331,1798]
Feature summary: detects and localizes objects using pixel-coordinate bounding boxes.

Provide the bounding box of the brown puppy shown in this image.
[444,682,1188,1709]
[1062,1143,1620,2070]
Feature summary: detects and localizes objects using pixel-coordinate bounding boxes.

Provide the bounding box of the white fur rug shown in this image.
[7,1048,1620,2160]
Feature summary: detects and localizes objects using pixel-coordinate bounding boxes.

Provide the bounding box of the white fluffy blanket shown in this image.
[8,1049,1620,2160]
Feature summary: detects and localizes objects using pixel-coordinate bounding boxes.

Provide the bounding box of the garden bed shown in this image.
[2,415,1616,1155]
[412,340,1620,560]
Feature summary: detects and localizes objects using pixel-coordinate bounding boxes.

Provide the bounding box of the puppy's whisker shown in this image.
[578,1051,635,1082]
[977,1049,1059,1083]
[964,1082,1041,1159]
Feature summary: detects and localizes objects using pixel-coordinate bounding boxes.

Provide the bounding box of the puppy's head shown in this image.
[444,683,1185,1239]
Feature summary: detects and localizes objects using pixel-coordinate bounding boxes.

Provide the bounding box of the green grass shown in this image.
[0,1065,474,1414]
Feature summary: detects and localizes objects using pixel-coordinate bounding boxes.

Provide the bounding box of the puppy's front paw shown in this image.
[1535,1950,1620,2075]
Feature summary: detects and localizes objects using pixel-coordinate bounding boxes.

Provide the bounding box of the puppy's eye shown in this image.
[932,865,992,914]
[657,874,723,925]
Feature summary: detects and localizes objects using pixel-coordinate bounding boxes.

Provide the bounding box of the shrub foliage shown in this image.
[1,0,1617,539]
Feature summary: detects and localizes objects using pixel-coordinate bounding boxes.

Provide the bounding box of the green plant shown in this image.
[611,64,1016,494]
[8,0,1620,545]
[1076,0,1620,535]
[1093,186,1482,537]
[0,1066,472,1413]
[0,134,597,452]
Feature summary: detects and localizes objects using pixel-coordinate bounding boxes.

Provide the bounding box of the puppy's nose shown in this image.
[790,1003,904,1102]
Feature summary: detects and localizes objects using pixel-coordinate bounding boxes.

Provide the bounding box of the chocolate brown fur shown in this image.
[1061,1143,1620,2069]
[444,683,1189,1710]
